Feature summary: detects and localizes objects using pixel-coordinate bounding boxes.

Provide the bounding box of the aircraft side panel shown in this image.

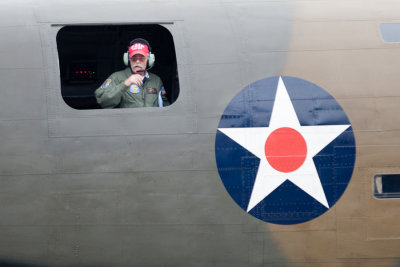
[0,0,399,266]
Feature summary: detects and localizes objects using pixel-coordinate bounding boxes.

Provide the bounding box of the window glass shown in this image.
[374,174,400,199]
[379,23,400,43]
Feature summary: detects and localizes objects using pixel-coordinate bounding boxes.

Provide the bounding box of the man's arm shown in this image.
[94,74,128,108]
[157,77,170,107]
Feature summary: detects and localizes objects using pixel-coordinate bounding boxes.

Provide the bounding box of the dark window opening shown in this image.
[374,174,400,199]
[57,24,179,109]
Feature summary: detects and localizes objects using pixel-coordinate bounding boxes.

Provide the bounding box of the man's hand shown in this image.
[124,74,143,87]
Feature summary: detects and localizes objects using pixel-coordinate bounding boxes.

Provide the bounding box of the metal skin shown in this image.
[0,0,400,266]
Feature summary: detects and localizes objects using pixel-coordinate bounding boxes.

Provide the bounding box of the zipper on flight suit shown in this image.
[141,76,148,105]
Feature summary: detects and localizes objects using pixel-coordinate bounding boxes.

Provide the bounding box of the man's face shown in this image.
[130,54,147,73]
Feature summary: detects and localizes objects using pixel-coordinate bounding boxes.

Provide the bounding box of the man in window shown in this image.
[95,38,169,108]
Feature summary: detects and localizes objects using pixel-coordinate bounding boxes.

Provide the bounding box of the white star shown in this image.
[218,77,350,212]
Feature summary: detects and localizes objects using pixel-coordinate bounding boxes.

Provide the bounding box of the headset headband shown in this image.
[129,38,152,52]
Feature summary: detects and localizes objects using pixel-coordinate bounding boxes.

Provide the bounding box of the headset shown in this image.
[123,38,155,70]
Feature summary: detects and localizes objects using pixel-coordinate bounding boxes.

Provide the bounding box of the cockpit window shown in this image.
[374,174,400,199]
[379,23,400,43]
[56,24,179,109]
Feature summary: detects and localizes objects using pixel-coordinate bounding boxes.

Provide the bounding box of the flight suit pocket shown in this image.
[144,87,158,106]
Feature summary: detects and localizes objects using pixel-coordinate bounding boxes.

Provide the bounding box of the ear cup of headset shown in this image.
[123,52,155,68]
[147,53,155,68]
[123,52,129,66]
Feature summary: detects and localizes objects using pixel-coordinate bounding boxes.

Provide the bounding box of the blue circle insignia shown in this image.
[129,84,141,94]
[215,76,356,225]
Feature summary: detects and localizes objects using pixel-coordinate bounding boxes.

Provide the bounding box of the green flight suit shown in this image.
[95,68,169,108]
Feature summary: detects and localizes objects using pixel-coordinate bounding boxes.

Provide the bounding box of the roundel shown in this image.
[215,76,356,225]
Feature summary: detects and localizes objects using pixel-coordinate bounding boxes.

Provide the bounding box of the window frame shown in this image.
[373,174,400,199]
[379,23,400,43]
[40,22,195,138]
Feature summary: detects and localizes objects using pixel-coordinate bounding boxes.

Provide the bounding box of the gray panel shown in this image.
[0,169,290,266]
[180,3,238,65]
[197,116,222,134]
[121,225,250,267]
[49,113,197,137]
[34,0,182,24]
[247,232,265,267]
[0,26,43,69]
[191,63,244,116]
[53,134,195,173]
[0,172,242,226]
[0,226,50,263]
[226,2,292,51]
[191,133,218,170]
[0,0,37,27]
[40,225,253,266]
[47,226,126,267]
[0,174,124,226]
[0,120,55,175]
[0,192,50,226]
[244,51,289,85]
[0,68,46,120]
[119,171,244,225]
[221,3,292,85]
[0,225,281,267]
[224,1,293,21]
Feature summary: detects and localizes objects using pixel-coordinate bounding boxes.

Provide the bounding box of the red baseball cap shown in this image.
[128,42,149,58]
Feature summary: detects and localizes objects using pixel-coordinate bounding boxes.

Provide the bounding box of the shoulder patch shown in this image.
[129,84,141,94]
[101,79,112,88]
